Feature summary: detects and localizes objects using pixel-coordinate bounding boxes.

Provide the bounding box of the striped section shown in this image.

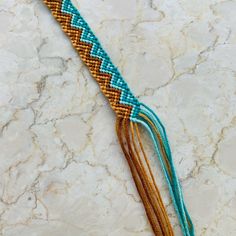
[43,0,140,120]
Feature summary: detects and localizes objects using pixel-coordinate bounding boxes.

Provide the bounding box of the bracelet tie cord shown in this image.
[43,1,194,235]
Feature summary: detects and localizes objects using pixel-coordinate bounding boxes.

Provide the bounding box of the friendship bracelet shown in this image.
[42,1,194,235]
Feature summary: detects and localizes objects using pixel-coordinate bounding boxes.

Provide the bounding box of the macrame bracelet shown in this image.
[42,1,195,236]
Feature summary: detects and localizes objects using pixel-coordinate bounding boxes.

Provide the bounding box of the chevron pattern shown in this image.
[43,0,140,120]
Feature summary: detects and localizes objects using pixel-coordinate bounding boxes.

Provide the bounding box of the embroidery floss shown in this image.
[42,1,194,235]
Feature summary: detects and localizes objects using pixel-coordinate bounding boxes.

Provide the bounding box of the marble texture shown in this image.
[0,0,236,235]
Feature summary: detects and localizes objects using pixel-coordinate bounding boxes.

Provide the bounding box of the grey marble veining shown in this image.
[0,0,236,235]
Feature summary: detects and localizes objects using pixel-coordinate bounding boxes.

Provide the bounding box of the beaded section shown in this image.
[43,0,140,120]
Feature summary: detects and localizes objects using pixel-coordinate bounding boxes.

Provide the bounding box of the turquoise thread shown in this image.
[134,104,194,236]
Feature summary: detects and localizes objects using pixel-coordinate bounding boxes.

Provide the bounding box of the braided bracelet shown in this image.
[42,1,194,235]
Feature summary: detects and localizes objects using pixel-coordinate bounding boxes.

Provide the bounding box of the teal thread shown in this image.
[133,104,195,236]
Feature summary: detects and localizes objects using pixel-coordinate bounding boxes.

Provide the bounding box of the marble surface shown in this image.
[0,0,236,235]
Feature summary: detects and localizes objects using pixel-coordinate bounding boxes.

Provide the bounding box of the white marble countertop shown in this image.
[0,0,236,235]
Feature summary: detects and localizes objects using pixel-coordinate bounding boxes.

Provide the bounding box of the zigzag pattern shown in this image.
[43,0,140,120]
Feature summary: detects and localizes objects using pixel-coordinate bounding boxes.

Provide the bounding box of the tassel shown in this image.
[131,103,195,236]
[116,118,174,236]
